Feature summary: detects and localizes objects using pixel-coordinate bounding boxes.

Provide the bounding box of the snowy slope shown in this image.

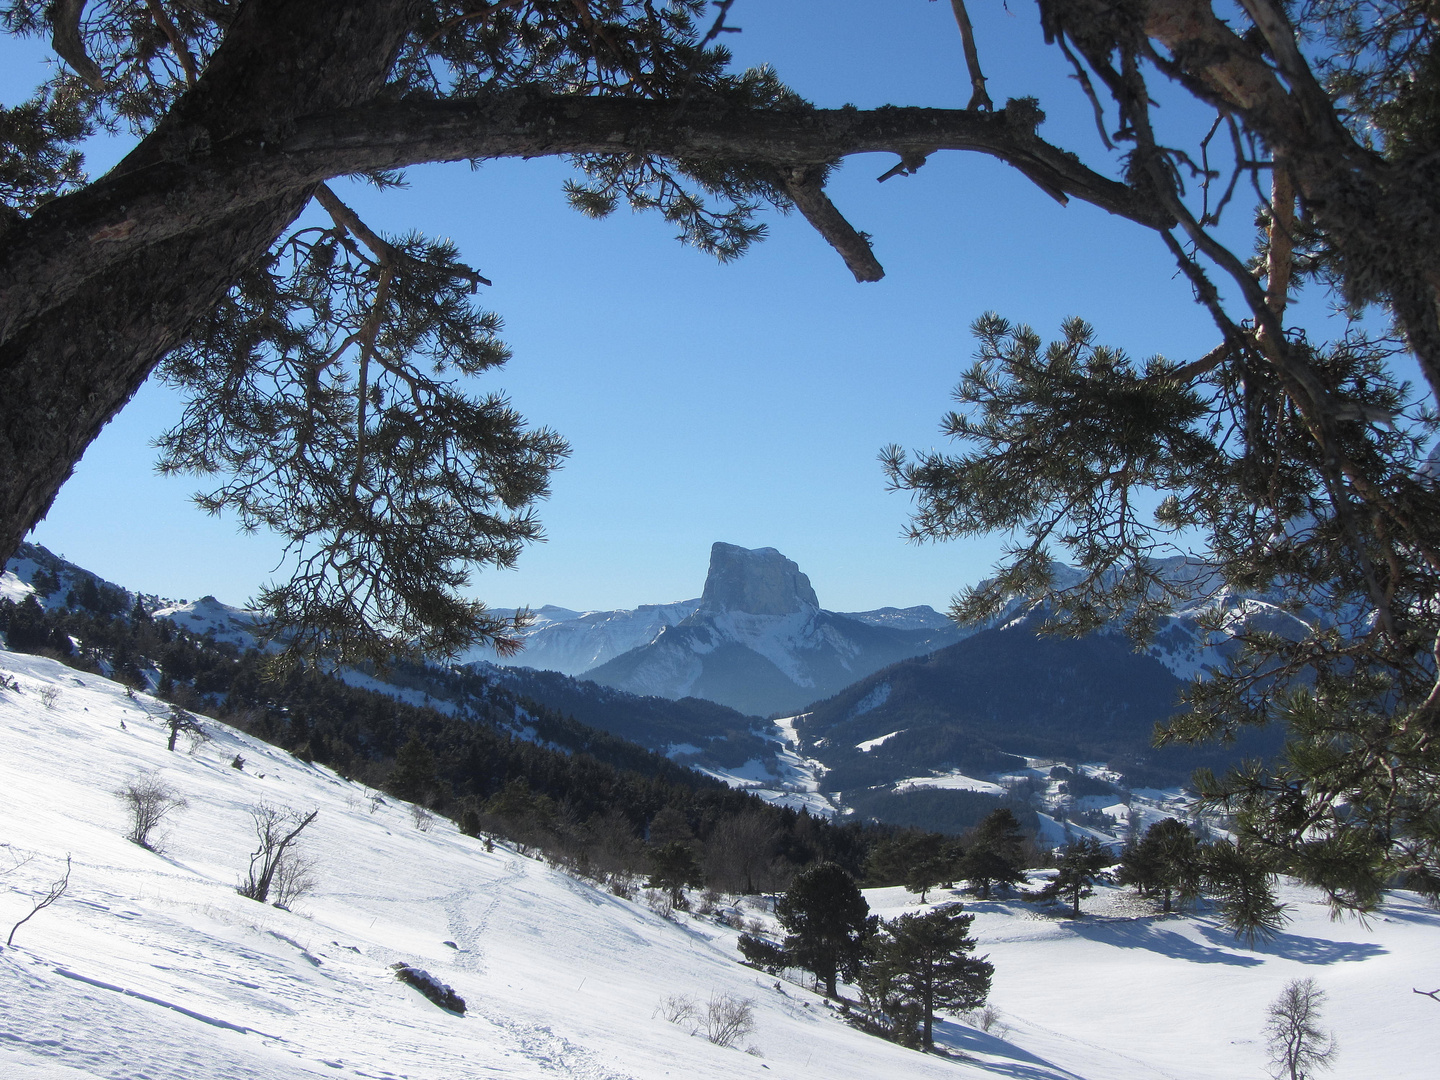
[457,601,701,675]
[1,648,1434,1080]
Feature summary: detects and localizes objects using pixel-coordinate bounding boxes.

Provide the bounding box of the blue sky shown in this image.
[6,2,1290,614]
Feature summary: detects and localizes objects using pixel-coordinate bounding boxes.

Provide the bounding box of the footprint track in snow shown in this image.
[443,855,526,974]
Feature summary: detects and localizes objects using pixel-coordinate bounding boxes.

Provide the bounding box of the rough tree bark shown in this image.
[0,0,423,565]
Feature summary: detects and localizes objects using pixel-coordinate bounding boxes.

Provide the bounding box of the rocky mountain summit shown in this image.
[697,543,819,616]
[580,543,963,716]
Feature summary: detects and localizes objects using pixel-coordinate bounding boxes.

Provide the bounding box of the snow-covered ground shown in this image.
[1,648,1434,1079]
[893,771,1009,797]
[697,714,838,817]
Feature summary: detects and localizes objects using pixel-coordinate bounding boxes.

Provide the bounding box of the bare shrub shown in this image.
[116,772,188,851]
[410,804,434,832]
[644,888,675,919]
[608,872,638,900]
[270,848,319,910]
[655,993,697,1025]
[702,992,755,1048]
[964,1003,1008,1037]
[7,854,71,947]
[1265,978,1338,1080]
[237,804,318,904]
[38,685,60,709]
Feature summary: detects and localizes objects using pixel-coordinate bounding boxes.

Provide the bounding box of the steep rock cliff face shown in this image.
[582,543,960,716]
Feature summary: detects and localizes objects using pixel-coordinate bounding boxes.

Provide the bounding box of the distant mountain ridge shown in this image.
[577,543,965,716]
[795,559,1308,795]
[0,542,776,776]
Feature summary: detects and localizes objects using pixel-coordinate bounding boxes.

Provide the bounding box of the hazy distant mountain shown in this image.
[459,601,701,675]
[580,543,964,716]
[797,561,1304,793]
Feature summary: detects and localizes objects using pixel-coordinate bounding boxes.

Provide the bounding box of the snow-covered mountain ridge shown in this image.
[1,648,1435,1079]
[579,544,966,715]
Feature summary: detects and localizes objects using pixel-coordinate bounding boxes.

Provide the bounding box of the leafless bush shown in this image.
[964,1003,1008,1037]
[38,685,60,709]
[116,772,188,851]
[270,848,319,910]
[608,872,638,900]
[644,888,675,919]
[6,854,71,947]
[655,993,697,1025]
[1265,978,1337,1080]
[237,804,318,904]
[410,803,434,832]
[702,992,755,1048]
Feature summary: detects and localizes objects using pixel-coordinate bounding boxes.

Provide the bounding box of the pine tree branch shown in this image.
[781,166,883,282]
[50,0,106,91]
[947,0,993,111]
[0,90,1166,339]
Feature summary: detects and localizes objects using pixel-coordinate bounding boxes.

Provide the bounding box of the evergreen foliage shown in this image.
[1116,818,1202,913]
[959,808,1028,899]
[861,904,993,1048]
[646,840,702,908]
[775,861,875,998]
[888,311,1440,934]
[1042,837,1112,917]
[387,734,439,804]
[736,932,788,974]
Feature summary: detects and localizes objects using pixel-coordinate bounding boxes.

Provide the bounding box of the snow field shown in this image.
[0,648,1434,1079]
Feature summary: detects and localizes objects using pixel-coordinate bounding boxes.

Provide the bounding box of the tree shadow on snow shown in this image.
[1062,919,1263,966]
[1195,923,1385,964]
[933,1018,1088,1080]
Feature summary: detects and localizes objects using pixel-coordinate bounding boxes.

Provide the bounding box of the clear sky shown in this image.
[5,2,1303,615]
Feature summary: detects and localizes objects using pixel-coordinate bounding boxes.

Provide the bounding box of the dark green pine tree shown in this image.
[3,594,49,652]
[960,808,1028,899]
[871,904,993,1048]
[646,841,702,909]
[1200,839,1288,947]
[1047,837,1112,917]
[776,862,874,998]
[901,833,953,903]
[1117,818,1202,913]
[885,313,1440,932]
[387,734,438,804]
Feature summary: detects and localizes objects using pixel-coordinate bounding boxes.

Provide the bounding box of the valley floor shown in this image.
[0,649,1433,1080]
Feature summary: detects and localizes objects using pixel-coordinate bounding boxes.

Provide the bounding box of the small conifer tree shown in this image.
[776,862,874,998]
[867,904,993,1048]
[1045,837,1112,917]
[387,734,438,804]
[960,808,1028,899]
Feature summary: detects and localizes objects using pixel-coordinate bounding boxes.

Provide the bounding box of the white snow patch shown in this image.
[850,683,892,721]
[855,728,903,753]
[893,771,1008,796]
[1,570,34,604]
